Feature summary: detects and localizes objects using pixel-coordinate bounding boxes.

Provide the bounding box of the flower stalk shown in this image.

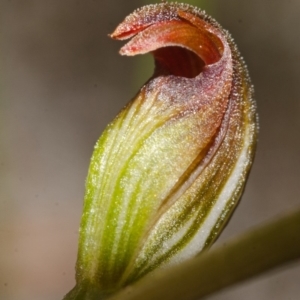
[108,208,300,300]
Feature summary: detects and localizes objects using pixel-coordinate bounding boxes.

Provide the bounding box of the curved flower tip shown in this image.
[64,3,258,299]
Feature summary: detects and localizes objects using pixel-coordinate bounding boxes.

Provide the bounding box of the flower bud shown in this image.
[64,3,258,299]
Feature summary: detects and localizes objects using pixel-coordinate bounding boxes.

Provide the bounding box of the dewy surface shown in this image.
[63,3,258,298]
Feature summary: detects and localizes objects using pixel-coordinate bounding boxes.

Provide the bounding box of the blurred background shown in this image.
[1,0,300,299]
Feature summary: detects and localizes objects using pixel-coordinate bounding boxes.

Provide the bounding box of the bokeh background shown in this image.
[1,0,300,299]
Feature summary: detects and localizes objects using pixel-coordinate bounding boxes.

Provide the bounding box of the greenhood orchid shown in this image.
[63,3,258,299]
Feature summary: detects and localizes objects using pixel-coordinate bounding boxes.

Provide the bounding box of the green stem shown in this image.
[62,281,114,300]
[108,208,300,300]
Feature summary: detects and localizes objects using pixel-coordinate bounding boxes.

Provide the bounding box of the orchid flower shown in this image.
[63,3,258,300]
